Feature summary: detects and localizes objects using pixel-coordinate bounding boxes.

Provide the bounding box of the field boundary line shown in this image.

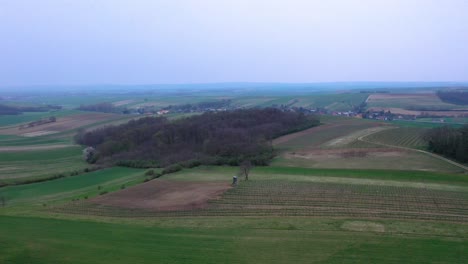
[0,144,76,152]
[358,128,468,172]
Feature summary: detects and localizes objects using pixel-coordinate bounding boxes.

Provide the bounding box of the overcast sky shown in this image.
[1,0,468,86]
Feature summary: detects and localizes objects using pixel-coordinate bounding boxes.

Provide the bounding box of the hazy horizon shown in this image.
[1,0,468,86]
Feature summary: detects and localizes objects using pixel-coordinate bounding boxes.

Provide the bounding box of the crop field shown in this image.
[363,127,428,149]
[366,93,463,110]
[257,93,369,111]
[2,164,468,263]
[1,215,467,264]
[271,117,462,172]
[1,94,468,263]
[0,112,122,137]
[0,110,81,127]
[52,167,468,223]
[273,118,384,150]
[8,165,461,264]
[0,146,88,185]
[55,179,468,222]
[0,167,145,207]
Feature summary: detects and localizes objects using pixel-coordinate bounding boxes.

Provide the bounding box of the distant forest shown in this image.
[436,90,468,105]
[77,102,117,113]
[0,104,61,115]
[75,108,319,168]
[424,125,468,163]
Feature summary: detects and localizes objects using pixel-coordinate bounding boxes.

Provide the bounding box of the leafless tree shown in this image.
[240,160,252,181]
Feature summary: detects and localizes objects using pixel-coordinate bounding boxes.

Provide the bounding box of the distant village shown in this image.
[79,99,461,124]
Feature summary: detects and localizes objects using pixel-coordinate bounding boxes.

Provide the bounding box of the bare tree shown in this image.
[240,160,252,181]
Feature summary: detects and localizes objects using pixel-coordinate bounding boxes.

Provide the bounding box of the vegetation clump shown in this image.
[436,90,468,105]
[77,102,117,113]
[424,125,468,163]
[75,108,319,167]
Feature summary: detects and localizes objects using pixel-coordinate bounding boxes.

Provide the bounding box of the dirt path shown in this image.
[358,128,468,172]
[0,144,75,152]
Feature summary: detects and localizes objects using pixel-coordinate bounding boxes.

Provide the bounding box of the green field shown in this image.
[253,93,369,111]
[1,215,467,264]
[366,94,462,110]
[364,127,427,149]
[271,117,463,172]
[0,167,145,206]
[0,110,81,127]
[2,165,468,263]
[1,93,468,263]
[0,146,89,185]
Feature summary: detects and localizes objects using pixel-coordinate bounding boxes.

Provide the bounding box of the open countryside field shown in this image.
[54,166,468,221]
[364,127,427,149]
[2,164,468,263]
[0,112,122,137]
[0,167,145,207]
[366,93,468,118]
[255,93,369,111]
[272,117,463,172]
[1,95,468,263]
[0,146,87,186]
[2,215,467,264]
[0,110,82,127]
[366,93,465,110]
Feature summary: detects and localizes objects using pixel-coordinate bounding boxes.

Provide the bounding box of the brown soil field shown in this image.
[367,93,437,101]
[91,179,232,211]
[0,113,121,136]
[287,147,406,159]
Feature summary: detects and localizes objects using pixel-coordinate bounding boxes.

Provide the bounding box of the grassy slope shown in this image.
[1,95,467,263]
[0,215,466,264]
[1,165,467,263]
[272,117,463,172]
[0,146,88,185]
[0,167,145,206]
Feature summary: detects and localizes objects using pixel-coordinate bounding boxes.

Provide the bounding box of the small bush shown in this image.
[180,159,201,168]
[99,191,108,195]
[162,164,183,174]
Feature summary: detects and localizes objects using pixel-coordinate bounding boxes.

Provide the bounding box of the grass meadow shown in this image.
[1,215,467,264]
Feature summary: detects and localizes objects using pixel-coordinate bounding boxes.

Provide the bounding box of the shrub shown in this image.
[162,164,183,174]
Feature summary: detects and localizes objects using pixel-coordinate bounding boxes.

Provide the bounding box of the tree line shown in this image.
[424,125,468,163]
[75,108,320,168]
[77,102,117,113]
[0,104,61,115]
[436,90,468,105]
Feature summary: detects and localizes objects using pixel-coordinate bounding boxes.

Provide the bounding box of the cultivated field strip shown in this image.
[52,181,468,222]
[364,127,427,149]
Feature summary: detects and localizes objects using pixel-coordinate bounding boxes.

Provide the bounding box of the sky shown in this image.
[1,0,468,86]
